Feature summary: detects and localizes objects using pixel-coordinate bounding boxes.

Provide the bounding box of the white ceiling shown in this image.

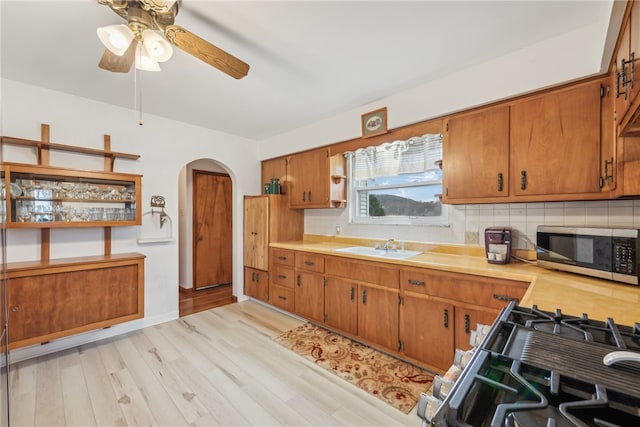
[1,0,616,140]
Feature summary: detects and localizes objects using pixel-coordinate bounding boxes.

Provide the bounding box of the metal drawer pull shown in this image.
[493,293,518,302]
[520,170,527,190]
[278,295,287,301]
[497,172,504,192]
[278,256,287,261]
[297,275,301,286]
[278,274,287,279]
[304,260,315,266]
[350,287,355,301]
[443,309,449,328]
[464,314,471,334]
[362,289,367,304]
[407,279,425,286]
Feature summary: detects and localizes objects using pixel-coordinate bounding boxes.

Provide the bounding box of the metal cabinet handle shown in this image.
[297,275,301,287]
[308,191,311,202]
[443,309,449,328]
[11,306,18,312]
[278,274,287,279]
[493,293,519,303]
[255,273,259,283]
[251,272,256,281]
[278,295,287,301]
[362,289,367,304]
[464,314,471,334]
[278,256,287,261]
[520,170,527,190]
[302,192,306,202]
[350,287,355,301]
[497,172,504,192]
[304,260,315,266]
[407,279,425,287]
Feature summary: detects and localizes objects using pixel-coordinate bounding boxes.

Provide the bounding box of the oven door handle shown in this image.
[603,350,640,366]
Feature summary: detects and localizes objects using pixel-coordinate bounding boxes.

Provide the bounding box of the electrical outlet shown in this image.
[464,231,479,244]
[336,225,341,235]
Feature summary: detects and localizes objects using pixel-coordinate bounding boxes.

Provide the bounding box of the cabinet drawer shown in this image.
[271,264,294,288]
[269,284,294,312]
[271,248,295,267]
[295,252,325,273]
[401,267,528,309]
[326,256,399,289]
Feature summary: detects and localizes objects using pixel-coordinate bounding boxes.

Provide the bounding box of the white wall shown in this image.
[1,79,259,361]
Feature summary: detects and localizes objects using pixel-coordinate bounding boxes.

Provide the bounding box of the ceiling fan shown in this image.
[95,0,249,79]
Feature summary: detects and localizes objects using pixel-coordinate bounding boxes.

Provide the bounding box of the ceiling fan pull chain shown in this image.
[134,52,144,126]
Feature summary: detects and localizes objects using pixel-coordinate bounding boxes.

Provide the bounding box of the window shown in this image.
[347,134,445,225]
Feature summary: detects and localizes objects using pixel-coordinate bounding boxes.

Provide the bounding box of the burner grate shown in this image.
[520,331,640,398]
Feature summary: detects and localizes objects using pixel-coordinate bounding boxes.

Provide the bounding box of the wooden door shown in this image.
[193,171,232,289]
[243,196,268,270]
[401,293,454,371]
[358,284,399,351]
[294,271,324,322]
[454,306,499,351]
[510,81,602,196]
[443,106,510,201]
[324,276,358,335]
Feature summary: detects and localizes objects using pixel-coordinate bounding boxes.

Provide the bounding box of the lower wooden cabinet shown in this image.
[244,267,268,302]
[358,283,399,351]
[6,253,145,349]
[269,284,294,312]
[324,276,358,335]
[400,266,528,371]
[401,294,455,371]
[294,270,325,322]
[262,248,530,373]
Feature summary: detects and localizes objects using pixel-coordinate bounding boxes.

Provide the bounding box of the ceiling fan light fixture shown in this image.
[141,29,173,62]
[97,24,134,56]
[135,44,161,71]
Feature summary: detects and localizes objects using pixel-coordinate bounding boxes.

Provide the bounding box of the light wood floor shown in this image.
[9,301,421,426]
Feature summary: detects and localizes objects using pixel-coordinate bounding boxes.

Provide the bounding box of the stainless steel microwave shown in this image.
[536,226,640,285]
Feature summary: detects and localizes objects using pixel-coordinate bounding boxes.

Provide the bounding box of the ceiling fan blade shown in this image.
[98,39,137,73]
[164,25,249,79]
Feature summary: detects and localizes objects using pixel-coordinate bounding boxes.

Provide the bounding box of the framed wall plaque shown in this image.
[361,107,388,138]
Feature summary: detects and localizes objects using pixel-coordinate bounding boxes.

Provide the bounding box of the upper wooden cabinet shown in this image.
[616,1,640,136]
[261,157,288,195]
[2,163,141,228]
[510,80,603,197]
[443,106,510,200]
[287,148,346,209]
[443,77,611,203]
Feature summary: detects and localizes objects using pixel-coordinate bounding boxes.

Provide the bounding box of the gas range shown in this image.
[427,303,640,426]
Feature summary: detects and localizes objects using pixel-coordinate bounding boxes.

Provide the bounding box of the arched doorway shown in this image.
[178,159,236,316]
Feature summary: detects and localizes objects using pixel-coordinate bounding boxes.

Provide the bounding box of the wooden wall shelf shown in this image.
[1,135,140,160]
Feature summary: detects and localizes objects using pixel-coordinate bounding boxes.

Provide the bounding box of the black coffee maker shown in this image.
[484,227,512,264]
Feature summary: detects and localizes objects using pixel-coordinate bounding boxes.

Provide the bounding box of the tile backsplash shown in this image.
[303,199,640,250]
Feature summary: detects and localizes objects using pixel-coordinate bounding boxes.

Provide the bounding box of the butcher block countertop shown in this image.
[270,235,640,326]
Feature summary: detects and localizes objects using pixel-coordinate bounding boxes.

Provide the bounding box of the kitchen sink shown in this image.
[332,246,422,259]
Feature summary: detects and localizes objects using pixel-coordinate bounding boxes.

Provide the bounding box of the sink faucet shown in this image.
[383,238,395,250]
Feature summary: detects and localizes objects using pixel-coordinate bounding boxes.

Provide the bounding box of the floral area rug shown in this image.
[274,322,433,413]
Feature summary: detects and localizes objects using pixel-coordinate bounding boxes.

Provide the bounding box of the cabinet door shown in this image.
[443,106,510,200]
[288,148,330,208]
[358,284,399,351]
[401,293,454,371]
[243,197,268,270]
[294,271,325,322]
[454,306,499,351]
[8,274,84,343]
[324,276,358,335]
[510,81,602,196]
[244,267,268,302]
[84,265,139,324]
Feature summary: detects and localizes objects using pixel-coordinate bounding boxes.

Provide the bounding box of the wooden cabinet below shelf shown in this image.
[6,253,145,349]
